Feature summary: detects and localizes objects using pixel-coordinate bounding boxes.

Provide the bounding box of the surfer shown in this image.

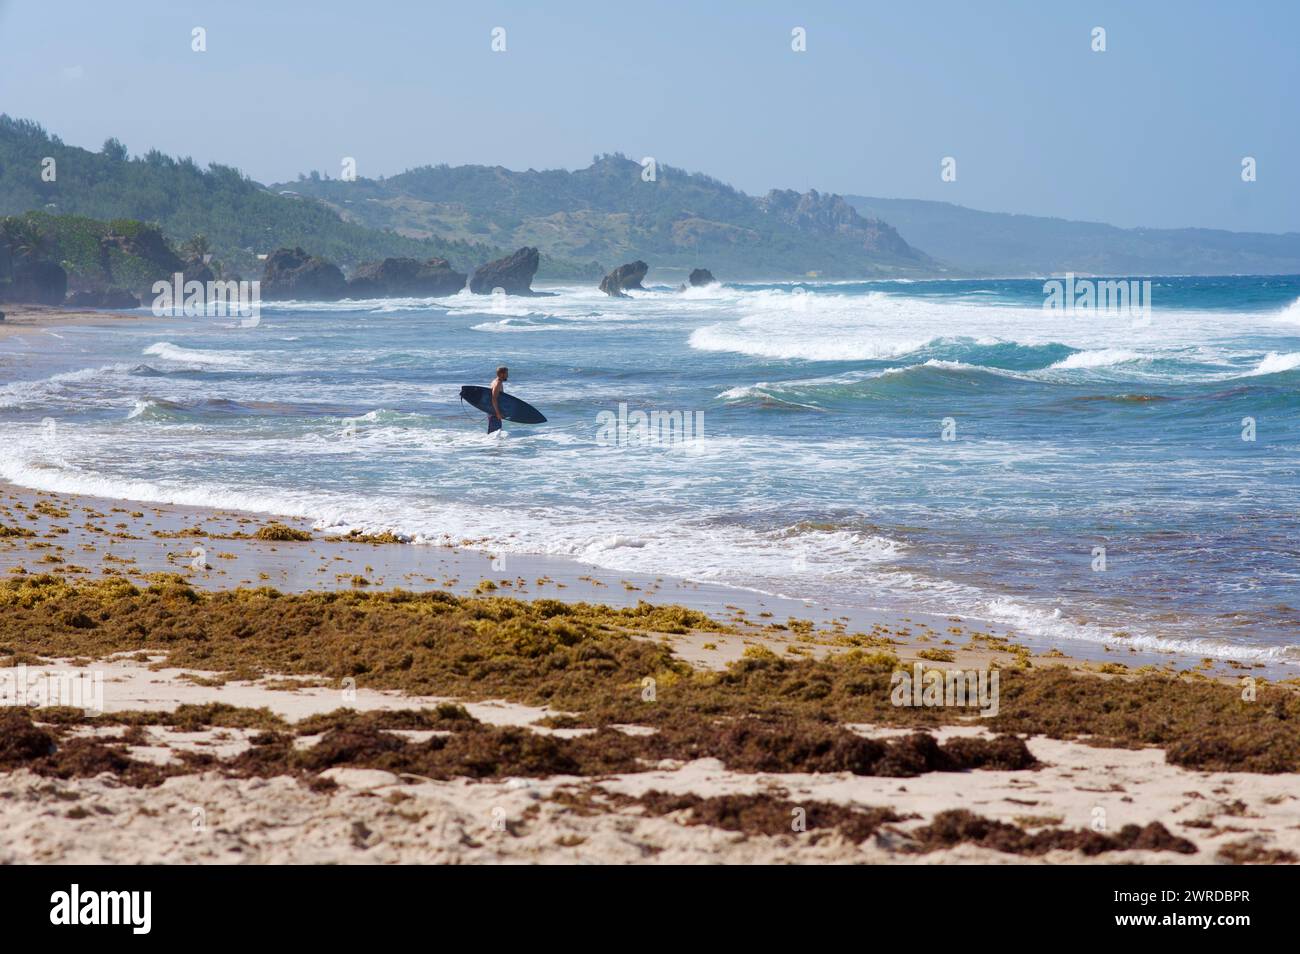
[458,372,545,433]
[488,366,508,434]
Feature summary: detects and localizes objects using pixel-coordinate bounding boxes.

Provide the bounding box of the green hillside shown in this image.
[274,154,937,280]
[0,116,595,280]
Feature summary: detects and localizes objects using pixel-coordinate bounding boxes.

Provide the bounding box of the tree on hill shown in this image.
[0,215,47,262]
[0,114,601,280]
[101,138,128,162]
[180,233,211,263]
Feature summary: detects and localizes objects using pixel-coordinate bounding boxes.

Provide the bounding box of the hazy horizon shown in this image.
[1,0,1296,234]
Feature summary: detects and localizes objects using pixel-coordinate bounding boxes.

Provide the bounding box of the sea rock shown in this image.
[599,260,648,297]
[688,268,716,287]
[260,247,348,301]
[98,225,184,276]
[0,259,67,305]
[347,257,467,298]
[98,225,190,299]
[469,246,540,295]
[183,260,216,286]
[66,288,141,309]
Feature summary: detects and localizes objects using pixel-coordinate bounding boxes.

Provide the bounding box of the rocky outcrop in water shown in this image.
[260,247,348,301]
[0,259,67,305]
[98,226,183,276]
[348,257,466,298]
[599,260,648,297]
[94,226,214,301]
[66,288,140,308]
[181,260,216,287]
[469,247,539,295]
[688,268,716,287]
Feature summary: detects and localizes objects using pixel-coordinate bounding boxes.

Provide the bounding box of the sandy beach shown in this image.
[2,472,1297,865]
[5,715,1295,865]
[0,303,153,337]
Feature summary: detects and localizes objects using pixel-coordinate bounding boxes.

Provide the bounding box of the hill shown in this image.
[12,113,1288,284]
[845,195,1300,277]
[0,116,596,280]
[0,211,187,304]
[274,155,937,279]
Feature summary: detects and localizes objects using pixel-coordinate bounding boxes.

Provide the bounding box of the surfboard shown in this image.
[459,385,547,424]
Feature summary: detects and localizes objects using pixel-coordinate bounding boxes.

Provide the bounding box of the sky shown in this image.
[1,0,1296,233]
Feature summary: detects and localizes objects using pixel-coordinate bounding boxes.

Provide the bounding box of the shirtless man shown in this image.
[488,365,508,434]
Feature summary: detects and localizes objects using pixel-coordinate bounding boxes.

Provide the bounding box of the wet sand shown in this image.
[0,303,151,338]
[0,481,1266,680]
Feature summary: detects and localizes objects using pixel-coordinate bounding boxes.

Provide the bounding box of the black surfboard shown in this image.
[459,385,547,424]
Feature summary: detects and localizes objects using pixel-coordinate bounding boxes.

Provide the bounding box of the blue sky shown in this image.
[1,0,1295,232]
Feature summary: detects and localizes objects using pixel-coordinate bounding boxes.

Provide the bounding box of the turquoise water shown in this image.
[2,275,1298,664]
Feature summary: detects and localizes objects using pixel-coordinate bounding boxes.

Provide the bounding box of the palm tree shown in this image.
[0,216,49,281]
[181,234,212,264]
[0,216,47,261]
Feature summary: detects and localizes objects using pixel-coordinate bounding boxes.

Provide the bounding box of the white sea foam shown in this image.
[0,364,138,409]
[0,424,900,588]
[470,318,569,333]
[873,359,1038,383]
[675,282,722,298]
[143,341,252,368]
[684,283,1298,375]
[980,598,1298,665]
[265,295,455,313]
[1245,351,1300,376]
[714,382,828,410]
[1048,348,1146,370]
[1273,295,1300,325]
[3,420,1296,668]
[688,289,939,361]
[5,279,1298,670]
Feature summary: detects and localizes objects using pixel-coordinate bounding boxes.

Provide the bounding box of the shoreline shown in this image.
[0,479,1278,682]
[2,529,1297,864]
[2,297,1293,675]
[0,303,154,338]
[3,303,1298,866]
[3,482,1298,864]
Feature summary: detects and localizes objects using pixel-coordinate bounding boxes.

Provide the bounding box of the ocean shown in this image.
[3,275,1298,665]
